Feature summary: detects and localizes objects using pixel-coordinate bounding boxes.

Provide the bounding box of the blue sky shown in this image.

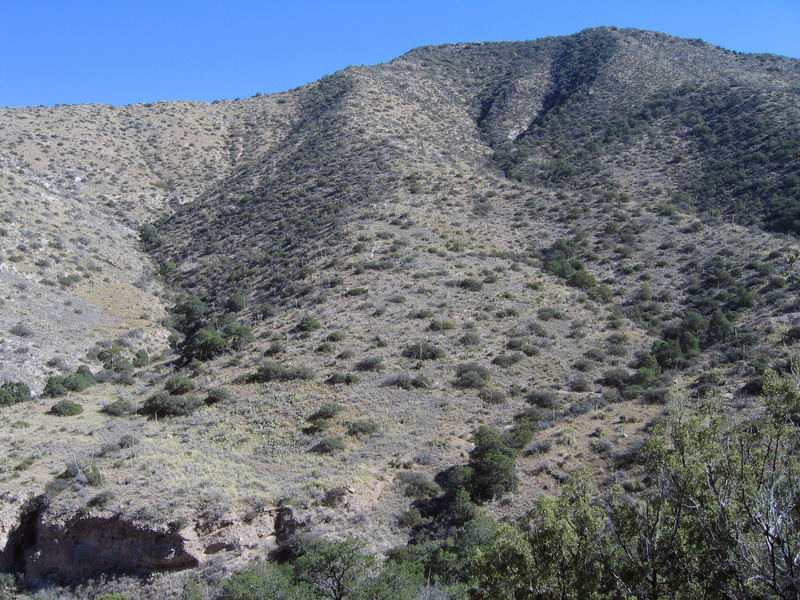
[2,0,799,107]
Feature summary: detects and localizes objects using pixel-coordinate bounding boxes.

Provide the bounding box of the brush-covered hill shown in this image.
[1,26,800,597]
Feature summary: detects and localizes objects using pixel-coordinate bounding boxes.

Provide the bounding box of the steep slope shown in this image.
[0,27,799,593]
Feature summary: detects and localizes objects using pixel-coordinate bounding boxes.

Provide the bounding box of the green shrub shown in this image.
[397,471,441,498]
[458,278,484,291]
[402,341,445,360]
[100,399,134,416]
[310,402,343,421]
[225,293,247,313]
[527,390,561,409]
[165,375,195,395]
[311,436,346,454]
[327,331,346,342]
[142,391,202,418]
[205,387,231,405]
[385,373,430,389]
[348,419,380,436]
[132,349,150,367]
[492,352,524,368]
[325,372,360,385]
[453,362,491,389]
[429,319,455,332]
[251,361,315,382]
[49,399,83,416]
[460,331,481,346]
[0,381,31,406]
[478,388,507,404]
[297,314,321,332]
[355,356,384,372]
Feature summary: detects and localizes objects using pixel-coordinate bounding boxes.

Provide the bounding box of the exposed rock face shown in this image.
[25,514,198,582]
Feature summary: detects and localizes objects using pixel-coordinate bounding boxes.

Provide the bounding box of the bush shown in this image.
[141,391,202,418]
[460,332,481,346]
[384,373,430,389]
[309,402,343,421]
[205,387,231,405]
[0,381,31,406]
[325,372,360,385]
[100,399,134,416]
[225,293,247,313]
[527,390,562,409]
[297,314,321,333]
[348,419,380,436]
[311,437,346,454]
[165,375,196,395]
[132,349,150,367]
[569,376,591,392]
[49,399,83,416]
[397,471,441,498]
[491,352,524,368]
[327,331,346,342]
[402,341,445,360]
[429,319,455,332]
[453,362,491,389]
[479,388,507,404]
[355,356,384,372]
[251,361,315,382]
[458,278,484,291]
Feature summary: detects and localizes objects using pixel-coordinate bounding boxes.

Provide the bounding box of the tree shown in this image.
[295,537,375,600]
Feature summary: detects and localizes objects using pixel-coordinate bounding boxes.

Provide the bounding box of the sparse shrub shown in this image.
[460,331,481,346]
[326,371,359,385]
[453,362,491,389]
[527,439,552,455]
[321,487,348,507]
[397,471,440,498]
[10,322,35,338]
[479,388,507,404]
[355,356,384,372]
[49,399,83,416]
[409,308,434,319]
[402,341,445,360]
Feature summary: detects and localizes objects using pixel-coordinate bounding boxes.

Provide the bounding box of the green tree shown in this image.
[295,537,374,600]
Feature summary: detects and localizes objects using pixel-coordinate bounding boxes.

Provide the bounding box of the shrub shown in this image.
[0,381,31,406]
[458,278,484,291]
[460,332,481,346]
[141,391,202,418]
[327,331,346,342]
[527,390,562,409]
[429,319,455,332]
[402,341,445,360]
[10,322,35,337]
[100,399,134,416]
[453,362,491,389]
[297,314,321,332]
[347,419,380,436]
[310,402,343,421]
[492,352,524,368]
[397,471,440,498]
[165,375,195,395]
[42,376,69,398]
[311,437,345,454]
[49,399,83,416]
[252,361,315,382]
[132,349,150,367]
[478,388,507,404]
[569,376,591,392]
[325,372,359,385]
[205,387,231,405]
[384,373,430,389]
[355,356,384,372]
[225,293,247,313]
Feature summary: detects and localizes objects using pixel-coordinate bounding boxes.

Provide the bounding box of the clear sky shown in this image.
[2,0,799,107]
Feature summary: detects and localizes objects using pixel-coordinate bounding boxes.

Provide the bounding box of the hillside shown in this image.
[1,27,799,599]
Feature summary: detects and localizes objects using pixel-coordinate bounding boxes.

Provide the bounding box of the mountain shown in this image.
[0,27,799,597]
